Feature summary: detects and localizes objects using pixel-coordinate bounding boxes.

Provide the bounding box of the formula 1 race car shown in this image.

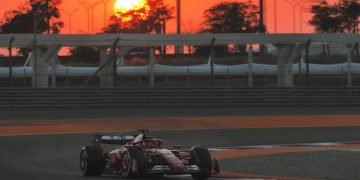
[80,130,220,180]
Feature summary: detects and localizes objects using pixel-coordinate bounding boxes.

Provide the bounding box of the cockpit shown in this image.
[133,133,163,148]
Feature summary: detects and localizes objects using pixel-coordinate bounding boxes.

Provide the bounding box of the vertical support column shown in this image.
[210,47,215,86]
[31,52,36,87]
[119,54,125,66]
[31,46,60,88]
[248,44,253,87]
[209,38,216,86]
[117,47,131,87]
[8,36,14,87]
[149,48,155,88]
[347,44,353,87]
[99,47,114,87]
[305,42,311,85]
[118,47,131,66]
[113,49,117,87]
[276,44,299,87]
[32,47,46,88]
[51,56,57,88]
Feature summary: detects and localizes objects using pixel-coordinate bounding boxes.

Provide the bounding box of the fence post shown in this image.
[82,38,120,87]
[347,44,353,87]
[210,38,216,86]
[66,68,69,87]
[51,56,56,88]
[305,39,311,86]
[226,68,230,87]
[149,48,155,88]
[23,69,26,87]
[8,36,14,87]
[248,44,253,87]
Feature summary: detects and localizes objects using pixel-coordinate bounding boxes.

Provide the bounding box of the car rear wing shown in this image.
[92,135,134,145]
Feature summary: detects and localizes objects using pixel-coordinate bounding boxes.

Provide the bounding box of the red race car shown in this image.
[80,130,220,180]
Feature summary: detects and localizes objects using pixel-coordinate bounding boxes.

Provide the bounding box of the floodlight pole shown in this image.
[81,1,101,34]
[45,0,51,34]
[32,3,38,88]
[79,2,91,33]
[274,0,277,33]
[283,0,308,33]
[80,1,101,33]
[264,0,267,25]
[259,0,266,54]
[299,6,303,33]
[176,0,182,54]
[259,0,265,33]
[297,3,308,33]
[100,0,111,29]
[284,0,297,33]
[177,0,181,34]
[61,9,79,34]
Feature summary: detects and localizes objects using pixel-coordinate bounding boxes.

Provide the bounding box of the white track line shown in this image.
[209,141,360,151]
[170,175,264,180]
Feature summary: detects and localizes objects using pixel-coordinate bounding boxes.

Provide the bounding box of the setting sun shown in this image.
[114,0,149,15]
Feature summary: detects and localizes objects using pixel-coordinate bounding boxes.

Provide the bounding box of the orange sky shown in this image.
[0,0,328,34]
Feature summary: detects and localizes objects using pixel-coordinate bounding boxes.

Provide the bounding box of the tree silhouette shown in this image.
[104,0,173,33]
[0,0,63,34]
[309,0,359,55]
[196,1,262,57]
[101,0,173,57]
[201,1,261,33]
[309,0,341,34]
[337,0,360,34]
[309,0,359,33]
[0,0,63,56]
[69,47,99,65]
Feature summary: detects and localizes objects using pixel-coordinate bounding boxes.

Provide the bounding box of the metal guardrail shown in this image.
[0,34,359,48]
[1,33,359,89]
[0,88,359,108]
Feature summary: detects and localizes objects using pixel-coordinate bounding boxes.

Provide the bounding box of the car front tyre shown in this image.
[80,145,105,176]
[191,146,212,180]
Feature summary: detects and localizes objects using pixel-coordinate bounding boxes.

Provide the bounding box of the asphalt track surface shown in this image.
[222,150,360,179]
[2,127,360,180]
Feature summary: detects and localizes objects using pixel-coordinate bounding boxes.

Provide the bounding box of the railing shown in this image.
[0,33,359,88]
[0,34,359,47]
[0,87,359,108]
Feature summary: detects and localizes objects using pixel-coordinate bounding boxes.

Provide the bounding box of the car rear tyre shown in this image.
[80,145,105,176]
[191,146,212,180]
[122,147,146,178]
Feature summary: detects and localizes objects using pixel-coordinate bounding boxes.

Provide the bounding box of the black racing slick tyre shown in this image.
[191,146,212,180]
[121,147,146,178]
[80,145,105,176]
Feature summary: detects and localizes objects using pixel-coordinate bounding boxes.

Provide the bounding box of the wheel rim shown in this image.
[80,151,87,172]
[131,159,138,173]
[122,153,130,176]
